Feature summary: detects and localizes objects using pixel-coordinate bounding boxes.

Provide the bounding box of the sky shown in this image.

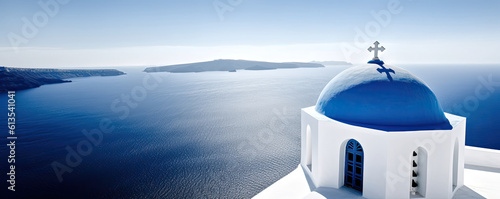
[0,0,499,67]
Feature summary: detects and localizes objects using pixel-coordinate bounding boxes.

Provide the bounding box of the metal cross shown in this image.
[368,41,385,60]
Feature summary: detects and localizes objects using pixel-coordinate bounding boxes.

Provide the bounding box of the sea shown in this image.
[1,64,499,198]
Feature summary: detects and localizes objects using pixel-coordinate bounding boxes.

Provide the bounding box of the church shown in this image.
[256,42,467,199]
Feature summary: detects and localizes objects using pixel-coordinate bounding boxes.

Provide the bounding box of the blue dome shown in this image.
[315,64,452,131]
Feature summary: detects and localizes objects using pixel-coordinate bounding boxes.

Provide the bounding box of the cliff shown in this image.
[0,67,125,91]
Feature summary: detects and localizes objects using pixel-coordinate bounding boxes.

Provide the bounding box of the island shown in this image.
[143,59,325,73]
[0,66,125,92]
[310,61,352,65]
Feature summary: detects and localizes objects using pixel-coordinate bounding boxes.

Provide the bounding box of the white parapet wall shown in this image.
[464,146,500,169]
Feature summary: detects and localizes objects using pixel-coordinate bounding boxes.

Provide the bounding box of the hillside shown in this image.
[0,67,125,91]
[144,59,325,73]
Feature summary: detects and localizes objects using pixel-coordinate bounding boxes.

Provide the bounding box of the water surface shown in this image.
[0,64,499,198]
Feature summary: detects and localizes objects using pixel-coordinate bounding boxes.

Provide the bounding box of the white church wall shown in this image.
[336,138,349,188]
[427,130,455,198]
[355,128,388,199]
[385,133,414,199]
[306,125,312,168]
[444,113,467,195]
[316,113,389,199]
[383,127,463,199]
[453,118,466,194]
[316,119,341,188]
[302,106,466,199]
[415,147,428,198]
[301,107,321,188]
[300,111,307,169]
[452,138,459,191]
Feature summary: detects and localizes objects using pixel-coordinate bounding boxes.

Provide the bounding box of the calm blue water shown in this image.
[0,64,499,198]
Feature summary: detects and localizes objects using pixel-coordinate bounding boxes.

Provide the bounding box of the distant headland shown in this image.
[311,61,352,65]
[143,59,350,73]
[0,67,125,92]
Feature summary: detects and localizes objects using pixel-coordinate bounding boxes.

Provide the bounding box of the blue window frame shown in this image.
[345,139,363,192]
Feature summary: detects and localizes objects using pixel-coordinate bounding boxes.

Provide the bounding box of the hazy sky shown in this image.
[0,0,499,67]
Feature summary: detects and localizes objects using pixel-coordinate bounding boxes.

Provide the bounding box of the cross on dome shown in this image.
[368,41,385,61]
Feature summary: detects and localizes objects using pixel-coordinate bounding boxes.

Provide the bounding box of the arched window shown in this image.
[306,125,312,171]
[344,139,363,192]
[453,138,459,191]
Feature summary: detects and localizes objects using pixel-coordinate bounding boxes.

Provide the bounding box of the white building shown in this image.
[302,63,466,198]
[255,42,476,199]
